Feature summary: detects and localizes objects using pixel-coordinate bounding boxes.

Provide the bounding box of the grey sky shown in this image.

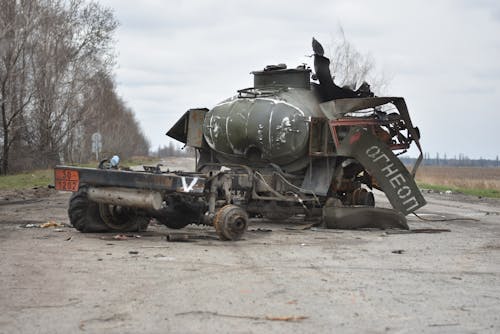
[100,0,500,159]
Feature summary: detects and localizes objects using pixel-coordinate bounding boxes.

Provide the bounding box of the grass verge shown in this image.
[418,183,500,199]
[0,169,53,190]
[0,157,159,190]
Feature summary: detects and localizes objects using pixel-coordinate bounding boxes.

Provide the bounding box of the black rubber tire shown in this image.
[156,216,191,230]
[156,195,205,229]
[68,188,149,233]
[213,205,248,241]
[98,203,150,232]
[350,188,375,207]
[68,188,109,232]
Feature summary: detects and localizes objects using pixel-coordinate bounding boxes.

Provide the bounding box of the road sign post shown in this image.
[91,132,102,161]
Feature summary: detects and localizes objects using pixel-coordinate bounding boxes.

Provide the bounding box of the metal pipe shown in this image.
[87,187,162,210]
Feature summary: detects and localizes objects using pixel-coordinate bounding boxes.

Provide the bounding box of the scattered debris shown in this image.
[154,256,176,261]
[108,234,142,241]
[175,310,308,322]
[166,233,190,242]
[428,323,460,327]
[385,228,451,235]
[24,224,39,228]
[285,222,319,231]
[310,227,344,233]
[413,212,479,222]
[41,221,63,228]
[249,228,272,232]
[266,315,308,322]
[413,228,451,234]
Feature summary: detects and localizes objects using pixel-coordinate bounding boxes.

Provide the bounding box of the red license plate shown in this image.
[54,169,79,192]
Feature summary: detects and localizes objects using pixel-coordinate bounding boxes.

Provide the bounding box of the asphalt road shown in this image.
[0,187,499,334]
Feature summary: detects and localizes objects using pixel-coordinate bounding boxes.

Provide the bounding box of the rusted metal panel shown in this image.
[301,157,336,196]
[319,97,395,120]
[54,169,79,191]
[337,128,426,215]
[87,187,163,210]
[323,206,409,229]
[186,109,206,148]
[166,108,208,146]
[54,166,206,194]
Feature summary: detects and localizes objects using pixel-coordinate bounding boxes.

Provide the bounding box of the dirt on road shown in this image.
[1,181,500,333]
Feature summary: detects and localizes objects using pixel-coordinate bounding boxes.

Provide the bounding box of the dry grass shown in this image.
[416,166,500,190]
[415,166,500,198]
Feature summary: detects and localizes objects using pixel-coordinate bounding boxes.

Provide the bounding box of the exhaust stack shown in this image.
[87,187,162,210]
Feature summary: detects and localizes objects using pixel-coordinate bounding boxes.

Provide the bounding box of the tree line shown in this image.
[153,142,195,158]
[0,0,149,175]
[401,153,500,168]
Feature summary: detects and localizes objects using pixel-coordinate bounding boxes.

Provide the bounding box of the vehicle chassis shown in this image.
[55,97,426,240]
[55,160,328,240]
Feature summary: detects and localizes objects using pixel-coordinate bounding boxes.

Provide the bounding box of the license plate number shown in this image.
[54,169,79,192]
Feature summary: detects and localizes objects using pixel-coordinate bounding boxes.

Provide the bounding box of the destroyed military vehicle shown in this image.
[54,38,426,240]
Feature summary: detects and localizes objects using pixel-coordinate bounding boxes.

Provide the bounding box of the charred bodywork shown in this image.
[55,39,426,240]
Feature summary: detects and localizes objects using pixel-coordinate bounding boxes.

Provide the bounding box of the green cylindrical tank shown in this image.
[203,67,324,172]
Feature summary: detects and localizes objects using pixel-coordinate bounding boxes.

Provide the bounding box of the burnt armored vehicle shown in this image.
[55,39,426,240]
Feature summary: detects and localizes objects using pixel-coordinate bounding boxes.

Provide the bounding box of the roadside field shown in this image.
[415,166,500,198]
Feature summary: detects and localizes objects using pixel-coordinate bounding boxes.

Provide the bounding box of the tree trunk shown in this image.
[1,82,9,175]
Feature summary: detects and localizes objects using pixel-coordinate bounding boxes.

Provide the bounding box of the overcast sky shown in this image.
[100,0,500,159]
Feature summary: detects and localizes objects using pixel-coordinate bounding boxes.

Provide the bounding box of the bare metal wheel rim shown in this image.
[214,204,248,241]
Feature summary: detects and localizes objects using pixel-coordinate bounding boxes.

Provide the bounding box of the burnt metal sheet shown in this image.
[321,97,424,177]
[166,110,189,143]
[319,97,395,120]
[336,128,426,215]
[54,166,206,194]
[166,108,208,145]
[392,98,423,176]
[300,157,336,196]
[323,206,409,230]
[186,109,206,148]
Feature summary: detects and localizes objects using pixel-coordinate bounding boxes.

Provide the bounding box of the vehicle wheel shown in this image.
[156,195,205,229]
[351,188,375,207]
[213,205,248,241]
[68,188,149,232]
[68,188,109,232]
[98,203,149,232]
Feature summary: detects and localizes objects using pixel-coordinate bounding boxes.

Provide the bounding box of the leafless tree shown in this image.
[327,27,391,95]
[0,0,39,174]
[1,0,149,174]
[27,0,118,168]
[72,71,150,163]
